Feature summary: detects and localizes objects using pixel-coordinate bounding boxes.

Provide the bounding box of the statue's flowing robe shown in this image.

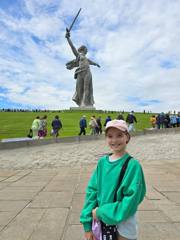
[66,53,94,107]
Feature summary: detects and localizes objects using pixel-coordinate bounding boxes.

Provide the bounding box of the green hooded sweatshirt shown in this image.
[80,153,146,232]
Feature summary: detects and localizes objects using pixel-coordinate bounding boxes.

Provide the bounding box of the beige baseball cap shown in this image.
[105,119,128,132]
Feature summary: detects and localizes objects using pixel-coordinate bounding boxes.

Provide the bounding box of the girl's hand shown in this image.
[84,231,95,240]
[92,207,98,220]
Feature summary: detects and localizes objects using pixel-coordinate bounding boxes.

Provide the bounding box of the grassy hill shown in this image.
[0,110,153,140]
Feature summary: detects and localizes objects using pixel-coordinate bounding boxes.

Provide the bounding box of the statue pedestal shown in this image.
[70,106,96,111]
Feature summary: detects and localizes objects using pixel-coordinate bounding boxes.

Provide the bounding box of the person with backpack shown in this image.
[79,115,87,136]
[104,116,112,127]
[80,120,146,240]
[38,115,48,138]
[96,116,102,134]
[51,115,62,138]
[89,116,98,135]
[126,111,137,132]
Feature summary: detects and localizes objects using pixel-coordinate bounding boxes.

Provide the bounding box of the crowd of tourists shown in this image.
[28,111,180,139]
[78,111,137,136]
[28,115,62,139]
[150,112,180,129]
[28,111,138,139]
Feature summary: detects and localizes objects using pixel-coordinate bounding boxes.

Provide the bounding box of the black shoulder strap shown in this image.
[114,155,132,201]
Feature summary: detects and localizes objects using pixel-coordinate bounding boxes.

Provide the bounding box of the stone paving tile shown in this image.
[9,180,49,187]
[27,170,58,176]
[146,177,177,187]
[146,185,166,200]
[0,211,19,226]
[174,223,180,232]
[15,171,32,176]
[75,181,89,193]
[0,158,180,239]
[63,225,84,240]
[29,208,69,240]
[52,173,79,182]
[80,165,96,173]
[17,176,54,182]
[0,190,37,201]
[152,198,174,208]
[68,211,80,225]
[71,193,85,212]
[158,205,180,222]
[138,198,158,211]
[3,186,44,193]
[0,200,29,211]
[0,171,16,177]
[3,175,29,183]
[138,210,170,223]
[28,192,73,208]
[0,182,10,190]
[0,208,44,240]
[153,182,180,192]
[139,222,180,240]
[0,177,7,182]
[43,180,78,192]
[162,192,180,204]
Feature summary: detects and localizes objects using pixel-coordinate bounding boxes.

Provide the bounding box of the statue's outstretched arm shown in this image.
[65,31,79,58]
[88,59,100,68]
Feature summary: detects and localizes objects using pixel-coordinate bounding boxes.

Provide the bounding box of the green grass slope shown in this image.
[0,110,153,139]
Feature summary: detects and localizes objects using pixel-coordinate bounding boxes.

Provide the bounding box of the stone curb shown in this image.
[0,127,180,150]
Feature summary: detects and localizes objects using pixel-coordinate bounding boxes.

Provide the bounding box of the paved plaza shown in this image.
[0,132,180,240]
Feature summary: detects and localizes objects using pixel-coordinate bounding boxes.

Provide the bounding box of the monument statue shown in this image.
[65,9,100,108]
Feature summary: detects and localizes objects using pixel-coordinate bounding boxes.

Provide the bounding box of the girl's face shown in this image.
[106,127,128,154]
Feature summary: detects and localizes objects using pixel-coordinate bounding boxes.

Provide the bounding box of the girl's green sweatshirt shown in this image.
[80,153,146,232]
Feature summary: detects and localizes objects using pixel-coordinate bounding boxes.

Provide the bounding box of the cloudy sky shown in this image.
[0,0,180,112]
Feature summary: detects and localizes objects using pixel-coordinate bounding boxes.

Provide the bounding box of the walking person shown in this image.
[51,115,62,138]
[80,120,146,240]
[116,114,124,120]
[177,113,180,127]
[159,112,165,129]
[170,114,177,128]
[31,116,40,139]
[96,116,102,134]
[38,115,48,138]
[89,116,98,135]
[126,111,137,132]
[156,114,161,129]
[79,115,87,136]
[150,115,156,128]
[164,113,170,128]
[104,115,111,127]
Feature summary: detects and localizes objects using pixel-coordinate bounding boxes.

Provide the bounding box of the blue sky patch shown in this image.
[160,60,176,69]
[127,96,160,107]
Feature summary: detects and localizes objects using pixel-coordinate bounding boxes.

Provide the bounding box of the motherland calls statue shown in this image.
[65,9,100,108]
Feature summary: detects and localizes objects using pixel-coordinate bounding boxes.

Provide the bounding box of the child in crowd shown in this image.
[150,115,156,128]
[80,120,146,240]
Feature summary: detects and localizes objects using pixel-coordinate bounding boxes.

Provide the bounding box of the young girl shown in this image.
[80,120,146,240]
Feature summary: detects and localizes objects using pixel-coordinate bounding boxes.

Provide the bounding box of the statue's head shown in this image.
[78,45,88,54]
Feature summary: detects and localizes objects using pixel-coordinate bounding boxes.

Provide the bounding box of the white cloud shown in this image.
[0,0,180,112]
